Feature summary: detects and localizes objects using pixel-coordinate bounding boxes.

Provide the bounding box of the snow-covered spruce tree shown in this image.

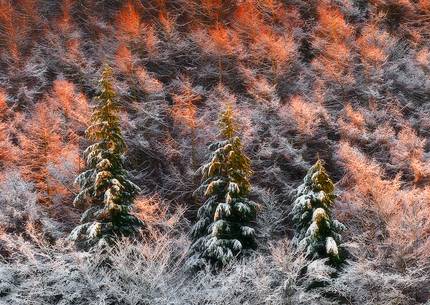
[291,159,345,265]
[69,65,143,248]
[188,104,258,269]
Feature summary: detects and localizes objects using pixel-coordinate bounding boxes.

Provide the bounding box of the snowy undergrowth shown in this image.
[1,230,428,305]
[0,171,60,239]
[0,233,303,305]
[0,179,428,305]
[0,173,428,305]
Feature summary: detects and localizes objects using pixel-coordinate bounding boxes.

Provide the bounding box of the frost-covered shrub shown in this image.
[0,171,58,238]
[255,187,287,247]
[0,203,190,305]
[1,226,428,305]
[0,171,38,231]
[177,239,307,305]
[0,234,308,305]
[321,260,429,305]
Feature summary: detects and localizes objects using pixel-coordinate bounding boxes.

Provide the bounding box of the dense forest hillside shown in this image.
[0,0,429,304]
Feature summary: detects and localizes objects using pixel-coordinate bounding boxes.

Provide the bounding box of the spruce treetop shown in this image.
[207,104,252,196]
[86,65,125,154]
[219,104,236,139]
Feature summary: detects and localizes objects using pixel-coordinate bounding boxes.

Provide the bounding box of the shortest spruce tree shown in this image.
[188,104,258,270]
[69,65,143,248]
[291,159,346,265]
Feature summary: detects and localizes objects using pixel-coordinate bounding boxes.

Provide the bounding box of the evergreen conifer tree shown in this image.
[291,159,345,265]
[69,65,143,248]
[188,105,258,269]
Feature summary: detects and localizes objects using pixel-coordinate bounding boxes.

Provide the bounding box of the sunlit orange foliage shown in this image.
[283,96,328,135]
[338,141,430,263]
[134,195,186,232]
[208,23,242,55]
[19,103,64,205]
[338,104,367,142]
[52,80,75,117]
[326,41,351,62]
[0,1,20,60]
[253,31,296,74]
[357,25,390,66]
[50,79,90,126]
[18,0,43,26]
[233,1,264,36]
[58,0,75,33]
[256,0,283,17]
[49,110,83,197]
[18,0,39,17]
[317,5,353,41]
[136,67,164,94]
[73,93,90,125]
[210,24,233,53]
[391,126,424,164]
[416,48,430,66]
[66,38,81,60]
[361,44,386,63]
[116,1,141,37]
[418,0,430,10]
[144,26,160,56]
[338,104,427,185]
[17,82,87,203]
[0,89,7,118]
[339,141,400,206]
[159,10,175,35]
[408,29,423,45]
[201,0,224,21]
[410,158,429,184]
[0,90,17,167]
[390,125,429,183]
[344,104,366,129]
[316,40,354,82]
[266,34,296,64]
[262,4,302,31]
[0,123,17,167]
[240,66,278,105]
[201,0,223,13]
[51,0,81,59]
[116,43,133,73]
[171,77,201,131]
[171,77,202,167]
[134,195,168,224]
[234,0,297,72]
[312,4,355,83]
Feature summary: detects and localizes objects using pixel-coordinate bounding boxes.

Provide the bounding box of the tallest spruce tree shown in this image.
[69,65,143,248]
